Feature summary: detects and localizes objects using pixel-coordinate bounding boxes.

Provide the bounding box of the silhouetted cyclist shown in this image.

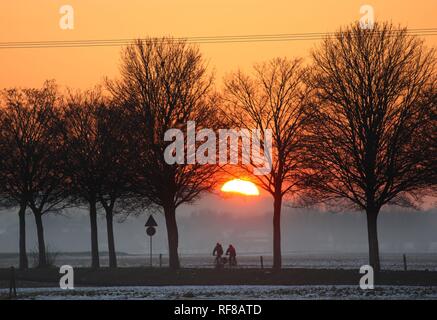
[213,243,224,268]
[226,244,237,267]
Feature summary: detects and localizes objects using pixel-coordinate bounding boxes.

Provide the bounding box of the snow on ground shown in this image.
[1,285,437,300]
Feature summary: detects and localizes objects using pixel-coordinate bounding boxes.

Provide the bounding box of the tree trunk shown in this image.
[366,209,381,273]
[89,199,100,269]
[18,202,28,270]
[164,203,180,269]
[34,212,47,268]
[272,193,282,270]
[105,208,117,268]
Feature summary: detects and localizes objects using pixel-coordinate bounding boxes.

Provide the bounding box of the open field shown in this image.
[1,268,437,300]
[2,284,437,300]
[1,267,437,288]
[1,252,436,270]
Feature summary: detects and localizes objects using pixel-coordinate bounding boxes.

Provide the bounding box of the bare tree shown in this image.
[0,91,29,269]
[95,101,135,268]
[63,89,105,269]
[64,89,139,268]
[108,38,220,269]
[222,58,311,269]
[306,22,437,272]
[0,81,65,268]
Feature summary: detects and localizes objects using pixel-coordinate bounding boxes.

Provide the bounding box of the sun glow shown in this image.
[221,179,260,196]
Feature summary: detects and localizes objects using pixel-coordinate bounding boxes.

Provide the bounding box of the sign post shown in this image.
[145,215,158,267]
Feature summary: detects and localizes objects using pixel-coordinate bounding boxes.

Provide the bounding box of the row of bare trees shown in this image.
[0,22,435,272]
[0,83,135,269]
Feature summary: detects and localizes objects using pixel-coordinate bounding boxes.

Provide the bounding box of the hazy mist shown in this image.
[1,194,436,255]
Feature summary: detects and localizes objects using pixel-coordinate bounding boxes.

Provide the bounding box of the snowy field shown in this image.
[1,252,437,270]
[1,285,437,300]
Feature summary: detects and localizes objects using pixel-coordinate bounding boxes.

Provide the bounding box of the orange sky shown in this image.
[0,0,436,90]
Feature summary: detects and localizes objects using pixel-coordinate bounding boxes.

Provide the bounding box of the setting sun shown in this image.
[221,179,260,196]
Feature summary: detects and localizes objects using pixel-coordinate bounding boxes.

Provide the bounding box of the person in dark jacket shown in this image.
[213,243,224,267]
[226,244,237,266]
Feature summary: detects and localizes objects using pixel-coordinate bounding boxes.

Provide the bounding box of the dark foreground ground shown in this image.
[1,267,437,289]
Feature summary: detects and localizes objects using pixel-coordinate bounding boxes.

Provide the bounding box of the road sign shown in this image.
[145,215,158,227]
[146,226,156,236]
[145,215,157,267]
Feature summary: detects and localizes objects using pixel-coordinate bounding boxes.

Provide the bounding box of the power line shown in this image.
[2,28,437,48]
[0,28,436,49]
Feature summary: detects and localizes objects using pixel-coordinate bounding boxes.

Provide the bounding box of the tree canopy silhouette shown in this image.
[108,38,221,269]
[0,80,65,268]
[222,58,312,269]
[63,89,114,269]
[305,22,437,272]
